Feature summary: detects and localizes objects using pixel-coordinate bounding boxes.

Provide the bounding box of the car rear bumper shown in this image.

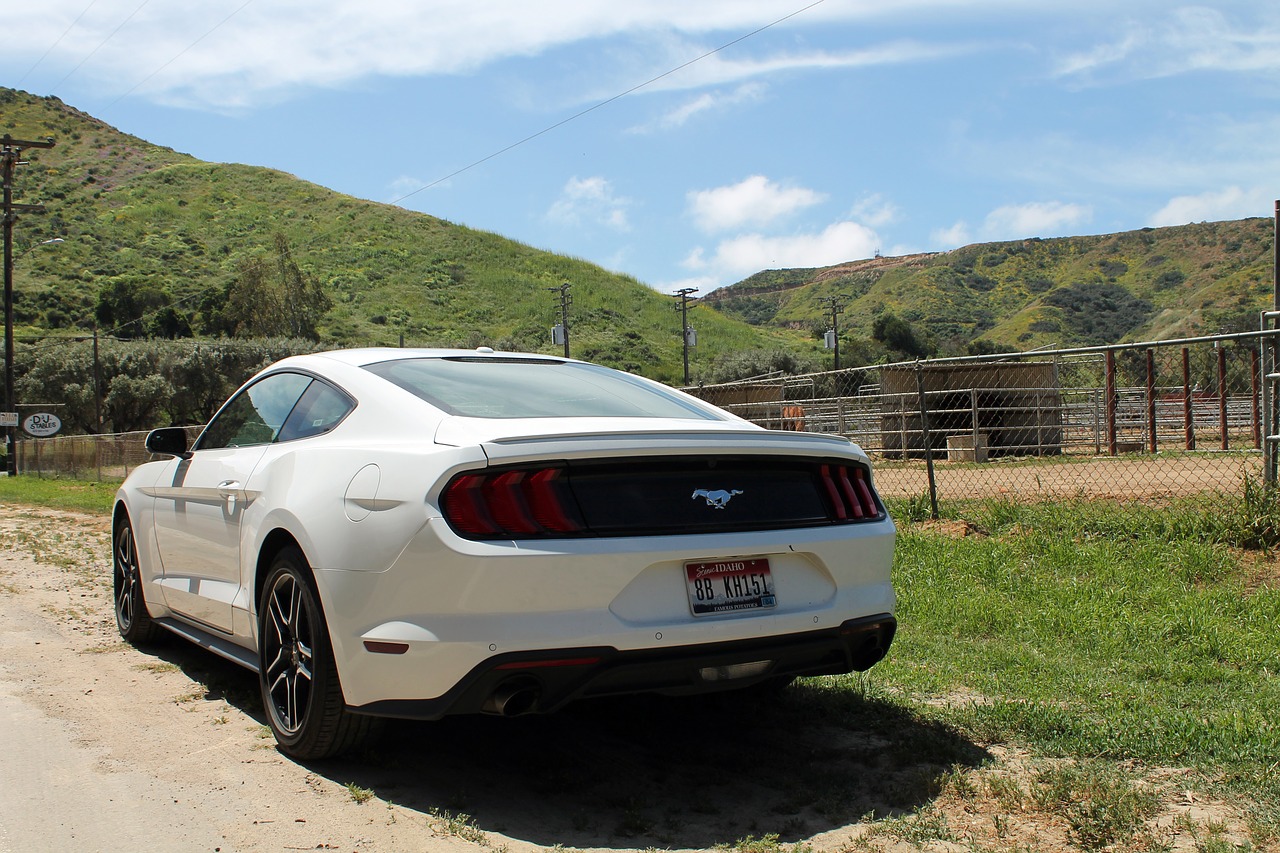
[348,613,896,720]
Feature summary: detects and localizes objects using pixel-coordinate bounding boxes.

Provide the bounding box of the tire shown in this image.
[258,547,372,760]
[113,514,163,644]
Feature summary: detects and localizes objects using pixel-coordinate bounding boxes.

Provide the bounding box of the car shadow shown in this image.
[138,638,990,847]
[321,683,990,848]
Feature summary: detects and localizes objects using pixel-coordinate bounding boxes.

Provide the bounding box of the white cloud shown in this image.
[686,221,880,281]
[931,222,972,249]
[687,176,825,233]
[849,194,900,228]
[6,1,982,109]
[546,176,632,231]
[1055,6,1280,82]
[981,201,1092,239]
[930,201,1091,249]
[630,83,765,133]
[1150,186,1274,227]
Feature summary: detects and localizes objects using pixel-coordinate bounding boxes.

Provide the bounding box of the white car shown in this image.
[113,348,896,759]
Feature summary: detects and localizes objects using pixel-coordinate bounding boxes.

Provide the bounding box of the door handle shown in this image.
[218,480,241,512]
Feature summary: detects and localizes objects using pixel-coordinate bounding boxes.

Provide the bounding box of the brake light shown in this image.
[819,463,881,522]
[442,466,585,539]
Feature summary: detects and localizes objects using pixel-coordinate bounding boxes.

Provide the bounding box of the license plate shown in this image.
[685,558,776,616]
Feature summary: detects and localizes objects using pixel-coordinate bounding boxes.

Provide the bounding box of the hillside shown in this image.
[706,219,1274,356]
[0,88,805,384]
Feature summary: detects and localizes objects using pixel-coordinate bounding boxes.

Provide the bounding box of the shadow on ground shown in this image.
[329,684,987,849]
[140,637,988,849]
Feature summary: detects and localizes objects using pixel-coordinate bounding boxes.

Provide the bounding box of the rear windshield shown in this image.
[364,357,724,420]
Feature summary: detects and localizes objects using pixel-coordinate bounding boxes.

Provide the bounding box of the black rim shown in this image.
[263,572,315,736]
[113,524,138,631]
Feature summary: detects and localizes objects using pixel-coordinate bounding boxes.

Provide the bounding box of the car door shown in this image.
[151,372,313,633]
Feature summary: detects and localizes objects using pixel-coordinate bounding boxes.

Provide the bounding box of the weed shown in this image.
[1031,761,1160,851]
[867,806,957,845]
[134,661,179,674]
[344,782,374,805]
[427,808,488,845]
[715,834,813,853]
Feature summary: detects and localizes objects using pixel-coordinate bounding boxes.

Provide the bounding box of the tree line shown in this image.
[14,338,317,435]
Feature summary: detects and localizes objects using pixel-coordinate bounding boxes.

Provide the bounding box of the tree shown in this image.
[224,234,332,340]
[94,275,190,339]
[871,310,935,358]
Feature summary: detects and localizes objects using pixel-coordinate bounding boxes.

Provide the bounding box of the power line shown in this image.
[47,0,153,95]
[16,0,102,87]
[389,0,827,206]
[104,0,258,109]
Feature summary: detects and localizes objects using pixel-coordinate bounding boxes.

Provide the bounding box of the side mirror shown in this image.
[145,427,192,459]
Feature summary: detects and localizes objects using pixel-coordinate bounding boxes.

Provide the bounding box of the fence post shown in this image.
[1217,344,1229,451]
[970,387,979,443]
[1146,348,1157,454]
[915,363,939,520]
[1105,350,1118,456]
[1182,347,1195,451]
[1252,346,1262,449]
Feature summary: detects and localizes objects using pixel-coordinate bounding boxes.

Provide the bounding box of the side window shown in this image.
[197,373,314,450]
[277,380,355,442]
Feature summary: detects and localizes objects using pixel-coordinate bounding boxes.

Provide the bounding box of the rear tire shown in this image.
[113,514,163,644]
[258,547,372,760]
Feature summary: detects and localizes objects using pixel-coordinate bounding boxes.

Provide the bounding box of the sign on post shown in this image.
[0,412,17,428]
[23,413,61,437]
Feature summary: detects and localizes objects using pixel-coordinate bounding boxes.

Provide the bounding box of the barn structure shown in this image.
[880,361,1064,458]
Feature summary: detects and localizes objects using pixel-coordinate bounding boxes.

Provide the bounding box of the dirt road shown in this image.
[0,506,944,853]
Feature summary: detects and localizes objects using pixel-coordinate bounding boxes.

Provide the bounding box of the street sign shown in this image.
[0,412,17,428]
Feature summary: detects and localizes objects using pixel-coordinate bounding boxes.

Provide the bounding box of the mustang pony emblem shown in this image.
[692,488,743,509]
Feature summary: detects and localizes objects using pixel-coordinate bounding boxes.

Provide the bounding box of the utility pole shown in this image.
[672,287,699,385]
[2,135,55,477]
[548,282,571,358]
[818,295,846,370]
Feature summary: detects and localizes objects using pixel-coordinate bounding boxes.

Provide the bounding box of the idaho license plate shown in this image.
[685,558,776,616]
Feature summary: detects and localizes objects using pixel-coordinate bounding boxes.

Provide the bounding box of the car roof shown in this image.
[304,347,575,369]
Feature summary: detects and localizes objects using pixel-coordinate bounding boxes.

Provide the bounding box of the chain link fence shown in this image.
[16,426,203,482]
[14,332,1278,509]
[686,330,1277,506]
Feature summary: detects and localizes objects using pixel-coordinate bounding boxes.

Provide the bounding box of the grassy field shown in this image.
[2,475,1276,851]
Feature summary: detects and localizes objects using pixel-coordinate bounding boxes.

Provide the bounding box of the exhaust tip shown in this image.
[482,682,541,717]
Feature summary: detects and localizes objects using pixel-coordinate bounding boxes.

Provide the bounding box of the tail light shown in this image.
[442,466,585,539]
[819,464,882,521]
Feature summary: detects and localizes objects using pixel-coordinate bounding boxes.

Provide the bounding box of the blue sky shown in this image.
[3,1,1277,295]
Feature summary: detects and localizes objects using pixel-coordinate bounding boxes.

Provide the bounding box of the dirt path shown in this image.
[0,506,1254,853]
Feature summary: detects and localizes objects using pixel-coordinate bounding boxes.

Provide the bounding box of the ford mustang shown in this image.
[112,348,896,759]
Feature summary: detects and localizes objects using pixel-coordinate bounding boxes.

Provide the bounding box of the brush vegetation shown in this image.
[707,220,1274,359]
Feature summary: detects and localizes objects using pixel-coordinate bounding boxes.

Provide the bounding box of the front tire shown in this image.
[113,514,162,644]
[258,547,371,760]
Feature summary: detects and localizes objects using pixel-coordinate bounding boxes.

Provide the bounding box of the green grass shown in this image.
[870,493,1280,844]
[0,475,118,514]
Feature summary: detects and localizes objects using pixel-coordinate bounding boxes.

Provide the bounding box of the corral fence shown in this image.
[15,329,1280,512]
[684,327,1280,511]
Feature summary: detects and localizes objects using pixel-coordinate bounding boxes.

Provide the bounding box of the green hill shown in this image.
[705,219,1274,358]
[1,88,807,384]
